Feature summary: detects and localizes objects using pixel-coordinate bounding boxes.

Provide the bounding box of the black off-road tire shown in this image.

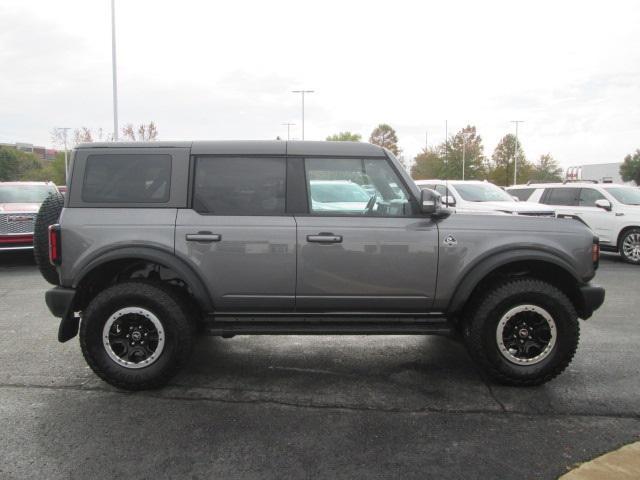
[33,191,65,285]
[618,228,640,265]
[463,278,580,386]
[80,281,195,390]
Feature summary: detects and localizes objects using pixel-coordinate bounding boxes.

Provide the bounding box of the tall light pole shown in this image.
[461,132,472,181]
[282,123,295,141]
[111,0,119,141]
[511,120,524,185]
[291,90,314,140]
[55,127,71,182]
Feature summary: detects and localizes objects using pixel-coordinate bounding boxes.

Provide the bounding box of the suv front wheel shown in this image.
[80,281,195,390]
[619,228,640,265]
[463,278,579,386]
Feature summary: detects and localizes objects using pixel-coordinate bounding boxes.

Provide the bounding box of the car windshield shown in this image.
[0,185,56,203]
[310,182,371,203]
[604,187,640,205]
[453,183,514,202]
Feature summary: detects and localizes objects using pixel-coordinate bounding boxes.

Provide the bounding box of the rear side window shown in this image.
[542,188,579,206]
[83,154,171,203]
[193,157,286,215]
[509,188,534,201]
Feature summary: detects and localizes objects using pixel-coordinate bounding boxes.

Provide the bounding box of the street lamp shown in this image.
[511,120,524,185]
[291,90,314,140]
[461,132,472,181]
[55,127,71,182]
[281,123,296,141]
[111,0,119,141]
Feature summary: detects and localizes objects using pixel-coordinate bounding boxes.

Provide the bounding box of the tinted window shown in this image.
[579,188,605,207]
[305,158,412,216]
[542,188,579,206]
[83,154,171,203]
[509,188,535,201]
[194,157,285,215]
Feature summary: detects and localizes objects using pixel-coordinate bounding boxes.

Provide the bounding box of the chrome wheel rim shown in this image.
[102,307,165,369]
[622,233,640,262]
[496,305,557,366]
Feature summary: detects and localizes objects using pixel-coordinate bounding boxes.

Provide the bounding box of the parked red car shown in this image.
[0,181,59,251]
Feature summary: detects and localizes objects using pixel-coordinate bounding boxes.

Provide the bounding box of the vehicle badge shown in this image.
[443,234,457,247]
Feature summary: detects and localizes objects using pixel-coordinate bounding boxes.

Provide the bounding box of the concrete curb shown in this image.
[560,441,640,479]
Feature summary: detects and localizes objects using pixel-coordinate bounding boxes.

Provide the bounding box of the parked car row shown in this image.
[506,182,640,264]
[0,181,60,251]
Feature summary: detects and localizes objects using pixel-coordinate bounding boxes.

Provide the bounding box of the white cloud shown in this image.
[1,0,639,168]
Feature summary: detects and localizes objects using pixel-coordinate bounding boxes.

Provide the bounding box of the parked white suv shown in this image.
[507,182,640,264]
[414,180,555,217]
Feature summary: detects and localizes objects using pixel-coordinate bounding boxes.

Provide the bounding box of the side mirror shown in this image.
[443,195,456,207]
[420,188,438,214]
[420,188,450,218]
[595,199,612,211]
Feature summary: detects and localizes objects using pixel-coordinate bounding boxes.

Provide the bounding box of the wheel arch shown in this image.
[72,246,214,313]
[448,250,588,318]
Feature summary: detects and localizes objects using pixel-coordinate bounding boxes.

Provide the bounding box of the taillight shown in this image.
[592,237,600,269]
[49,224,61,266]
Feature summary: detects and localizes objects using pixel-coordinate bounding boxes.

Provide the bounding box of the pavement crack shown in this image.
[0,382,638,420]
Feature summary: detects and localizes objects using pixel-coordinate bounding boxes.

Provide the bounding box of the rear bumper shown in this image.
[578,283,605,319]
[45,287,79,342]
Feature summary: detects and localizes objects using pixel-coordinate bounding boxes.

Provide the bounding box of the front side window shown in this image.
[83,154,171,203]
[193,157,286,215]
[542,188,579,206]
[579,188,606,207]
[305,158,413,216]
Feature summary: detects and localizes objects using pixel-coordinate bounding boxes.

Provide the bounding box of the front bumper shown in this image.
[45,287,79,342]
[578,283,605,319]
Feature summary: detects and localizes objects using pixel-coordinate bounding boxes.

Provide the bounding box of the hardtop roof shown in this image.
[75,140,387,157]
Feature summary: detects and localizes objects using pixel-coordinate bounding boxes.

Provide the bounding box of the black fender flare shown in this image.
[447,247,582,314]
[73,245,214,312]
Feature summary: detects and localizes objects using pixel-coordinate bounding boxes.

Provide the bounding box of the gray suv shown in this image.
[40,140,605,390]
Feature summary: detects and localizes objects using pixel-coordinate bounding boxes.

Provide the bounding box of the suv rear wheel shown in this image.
[80,281,195,390]
[619,228,640,265]
[463,278,579,386]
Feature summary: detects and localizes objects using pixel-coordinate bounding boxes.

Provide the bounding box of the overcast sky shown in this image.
[1,0,639,168]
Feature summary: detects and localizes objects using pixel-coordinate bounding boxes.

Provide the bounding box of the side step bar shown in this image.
[203,317,453,336]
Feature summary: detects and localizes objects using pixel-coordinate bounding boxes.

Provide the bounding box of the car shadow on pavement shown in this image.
[0,250,36,268]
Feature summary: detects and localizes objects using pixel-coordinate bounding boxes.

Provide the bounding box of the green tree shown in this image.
[21,152,66,185]
[0,146,41,181]
[488,134,531,186]
[620,149,640,185]
[529,154,563,182]
[369,124,399,155]
[441,125,487,180]
[326,131,362,142]
[411,148,444,179]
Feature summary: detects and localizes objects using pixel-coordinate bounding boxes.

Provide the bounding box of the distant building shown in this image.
[0,142,58,161]
[565,162,632,184]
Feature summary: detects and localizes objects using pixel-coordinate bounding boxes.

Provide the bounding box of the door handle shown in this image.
[186,233,221,243]
[307,234,342,243]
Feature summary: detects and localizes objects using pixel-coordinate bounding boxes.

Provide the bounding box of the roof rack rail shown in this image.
[562,179,599,184]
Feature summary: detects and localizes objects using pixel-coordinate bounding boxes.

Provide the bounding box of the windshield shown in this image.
[604,187,640,205]
[453,183,514,202]
[0,185,57,203]
[310,182,370,203]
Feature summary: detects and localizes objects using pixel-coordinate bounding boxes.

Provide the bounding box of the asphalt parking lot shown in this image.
[0,252,638,480]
